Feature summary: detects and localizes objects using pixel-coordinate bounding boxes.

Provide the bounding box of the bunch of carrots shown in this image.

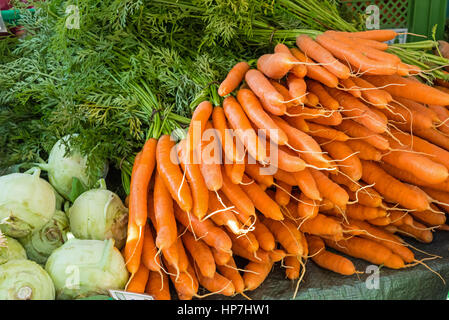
[122,29,449,300]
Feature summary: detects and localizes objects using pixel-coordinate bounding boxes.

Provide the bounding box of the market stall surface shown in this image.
[201,231,449,300]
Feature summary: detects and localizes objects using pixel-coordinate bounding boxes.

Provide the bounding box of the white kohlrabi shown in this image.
[0,233,27,265]
[68,184,128,249]
[0,259,55,300]
[19,210,69,265]
[41,134,108,201]
[0,168,56,238]
[45,238,129,300]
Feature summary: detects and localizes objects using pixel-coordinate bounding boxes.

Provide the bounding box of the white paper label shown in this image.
[0,12,7,33]
[109,290,155,300]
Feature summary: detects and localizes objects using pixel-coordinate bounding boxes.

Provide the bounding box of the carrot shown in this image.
[176,140,209,219]
[245,69,286,115]
[293,168,321,201]
[381,147,449,185]
[212,106,244,164]
[324,237,405,269]
[420,187,449,214]
[318,139,362,181]
[145,270,171,300]
[270,249,288,262]
[275,180,292,207]
[297,193,319,219]
[351,77,392,108]
[286,73,307,105]
[223,96,267,162]
[345,140,382,161]
[266,142,306,173]
[261,217,304,256]
[218,61,250,96]
[397,221,433,243]
[181,231,216,278]
[164,257,198,299]
[379,100,433,131]
[346,203,387,220]
[285,104,328,119]
[211,247,232,266]
[199,121,223,191]
[236,88,288,145]
[388,211,413,227]
[274,168,297,186]
[315,34,398,76]
[220,166,256,224]
[231,240,270,263]
[367,216,391,226]
[394,97,439,123]
[306,81,338,110]
[217,257,245,294]
[338,30,398,42]
[328,88,388,134]
[296,34,351,79]
[429,104,449,135]
[299,213,343,237]
[252,220,276,252]
[228,229,260,253]
[141,222,161,272]
[305,92,319,107]
[196,267,235,297]
[403,127,449,152]
[243,261,274,291]
[346,219,414,263]
[173,203,232,253]
[207,191,243,234]
[361,160,430,211]
[410,204,446,227]
[272,116,330,168]
[244,162,274,187]
[186,101,213,158]
[365,74,449,106]
[124,206,145,275]
[274,43,307,78]
[269,80,295,109]
[309,168,349,208]
[380,162,449,193]
[306,123,348,142]
[290,48,339,88]
[336,120,389,150]
[257,52,297,80]
[156,135,192,213]
[345,184,383,208]
[153,171,178,250]
[340,78,362,98]
[129,138,157,227]
[306,235,356,275]
[126,263,150,293]
[239,174,283,221]
[284,256,301,280]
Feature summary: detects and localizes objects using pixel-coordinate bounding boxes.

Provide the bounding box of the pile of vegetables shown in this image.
[0,137,129,300]
[2,0,449,301]
[123,29,449,300]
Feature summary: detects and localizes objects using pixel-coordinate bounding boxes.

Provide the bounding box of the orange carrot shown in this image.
[286,73,307,105]
[274,168,297,186]
[195,267,235,297]
[340,78,362,98]
[304,92,320,107]
[274,43,307,78]
[345,140,382,161]
[365,74,449,106]
[212,106,244,163]
[307,123,349,141]
[199,121,223,191]
[309,168,349,208]
[156,135,192,212]
[218,61,250,96]
[177,140,209,219]
[186,101,213,158]
[173,203,232,253]
[261,217,304,256]
[306,235,356,275]
[297,193,319,219]
[397,221,433,243]
[337,119,389,150]
[245,69,286,115]
[318,139,362,181]
[153,171,178,249]
[182,231,216,278]
[243,261,274,291]
[299,213,343,238]
[284,256,301,280]
[257,52,296,79]
[244,162,274,187]
[126,263,150,293]
[346,203,387,220]
[211,247,233,266]
[217,257,245,294]
[296,34,351,79]
[141,222,161,272]
[306,79,340,110]
[351,77,392,108]
[275,180,292,207]
[324,237,405,269]
[293,168,321,201]
[145,270,171,300]
[290,48,339,88]
[361,160,430,211]
[236,88,288,145]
